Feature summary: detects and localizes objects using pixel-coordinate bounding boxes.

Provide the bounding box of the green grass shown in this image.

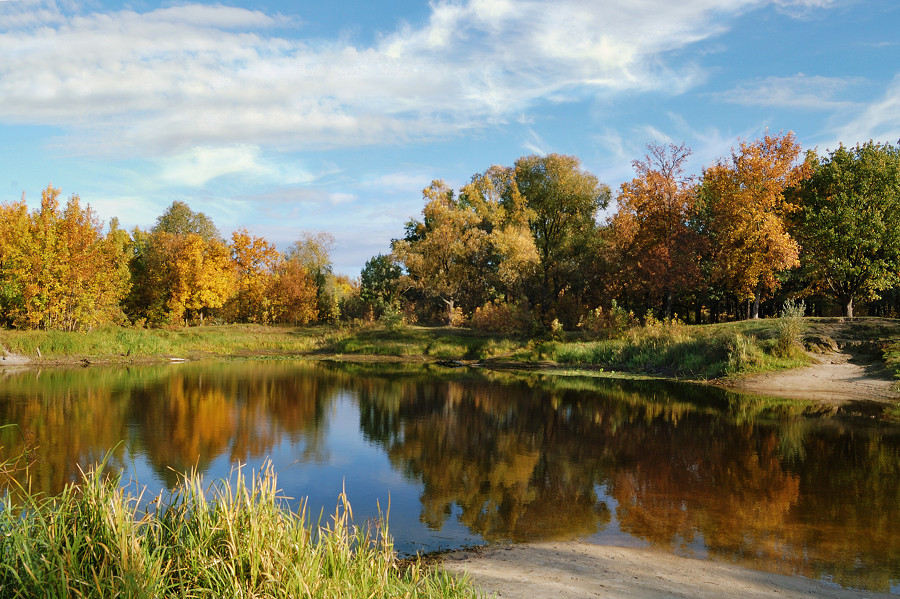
[0,459,482,598]
[10,317,898,381]
[548,322,812,379]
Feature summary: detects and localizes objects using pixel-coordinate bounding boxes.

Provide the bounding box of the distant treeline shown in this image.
[1,131,898,332]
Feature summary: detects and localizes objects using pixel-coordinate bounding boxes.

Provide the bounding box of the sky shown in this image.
[1,0,898,275]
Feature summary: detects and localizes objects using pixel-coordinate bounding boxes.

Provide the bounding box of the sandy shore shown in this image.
[724,348,899,403]
[441,541,892,598]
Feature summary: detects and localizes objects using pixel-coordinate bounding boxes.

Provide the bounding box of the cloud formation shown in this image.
[0,0,831,158]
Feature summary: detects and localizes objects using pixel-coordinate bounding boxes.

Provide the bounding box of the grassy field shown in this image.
[2,317,899,381]
[0,458,482,598]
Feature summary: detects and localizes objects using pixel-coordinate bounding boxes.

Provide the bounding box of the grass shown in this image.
[0,458,482,598]
[8,316,900,382]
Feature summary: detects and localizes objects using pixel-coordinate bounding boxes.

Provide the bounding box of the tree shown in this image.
[126,230,233,325]
[230,229,280,323]
[392,181,488,323]
[512,154,610,311]
[0,185,130,330]
[699,131,808,319]
[791,141,900,318]
[360,253,402,307]
[610,143,703,318]
[268,258,318,325]
[153,200,220,241]
[287,232,341,322]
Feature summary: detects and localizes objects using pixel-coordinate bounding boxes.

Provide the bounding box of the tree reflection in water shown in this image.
[0,362,898,591]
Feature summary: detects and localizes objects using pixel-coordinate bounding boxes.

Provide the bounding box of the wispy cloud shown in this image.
[717,74,858,109]
[0,0,833,158]
[834,75,900,146]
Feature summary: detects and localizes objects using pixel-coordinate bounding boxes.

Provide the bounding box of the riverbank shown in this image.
[2,319,899,400]
[439,541,892,598]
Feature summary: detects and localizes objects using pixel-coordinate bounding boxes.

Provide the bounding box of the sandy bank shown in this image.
[723,350,899,403]
[441,541,891,599]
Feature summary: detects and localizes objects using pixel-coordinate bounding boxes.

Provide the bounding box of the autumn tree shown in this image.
[229,228,280,323]
[392,181,488,323]
[0,185,130,330]
[791,141,900,318]
[126,230,233,325]
[512,154,610,316]
[610,143,704,318]
[268,256,319,325]
[699,131,808,319]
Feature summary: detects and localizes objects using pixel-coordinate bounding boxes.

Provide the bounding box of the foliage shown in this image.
[578,300,637,339]
[0,185,131,330]
[470,300,533,334]
[152,200,220,241]
[513,153,611,306]
[610,143,703,318]
[700,131,808,317]
[229,229,281,323]
[791,141,900,318]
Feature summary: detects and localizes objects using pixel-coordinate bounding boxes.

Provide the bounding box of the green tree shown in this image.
[360,254,402,307]
[791,141,900,318]
[153,200,220,241]
[512,154,610,312]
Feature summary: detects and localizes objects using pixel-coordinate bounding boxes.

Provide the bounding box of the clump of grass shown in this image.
[775,299,807,357]
[0,461,481,598]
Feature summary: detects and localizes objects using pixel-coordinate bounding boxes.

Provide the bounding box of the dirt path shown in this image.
[441,542,891,598]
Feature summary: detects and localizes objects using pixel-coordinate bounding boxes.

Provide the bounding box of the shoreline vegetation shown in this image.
[2,316,899,389]
[0,458,482,598]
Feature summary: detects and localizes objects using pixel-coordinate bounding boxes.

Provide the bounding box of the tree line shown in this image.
[1,131,898,331]
[386,132,900,329]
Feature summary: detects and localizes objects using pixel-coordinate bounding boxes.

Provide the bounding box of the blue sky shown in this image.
[1,0,898,275]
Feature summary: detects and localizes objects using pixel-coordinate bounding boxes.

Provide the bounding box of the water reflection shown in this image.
[1,361,899,592]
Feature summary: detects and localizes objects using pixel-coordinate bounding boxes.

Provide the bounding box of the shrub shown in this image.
[470,300,532,334]
[578,300,636,339]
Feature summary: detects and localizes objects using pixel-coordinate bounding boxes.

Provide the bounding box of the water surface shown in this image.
[1,360,898,593]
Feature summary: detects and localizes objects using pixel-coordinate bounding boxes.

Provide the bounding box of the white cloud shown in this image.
[158,146,276,187]
[833,75,900,147]
[718,74,858,109]
[0,0,842,157]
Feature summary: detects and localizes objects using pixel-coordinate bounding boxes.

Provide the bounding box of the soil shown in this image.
[723,318,900,403]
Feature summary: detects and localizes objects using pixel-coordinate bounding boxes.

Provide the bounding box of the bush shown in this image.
[470,300,532,334]
[578,300,636,339]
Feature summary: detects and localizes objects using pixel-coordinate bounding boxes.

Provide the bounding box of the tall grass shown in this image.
[0,461,481,598]
[551,321,811,379]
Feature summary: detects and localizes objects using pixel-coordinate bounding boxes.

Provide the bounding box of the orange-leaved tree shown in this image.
[699,131,809,319]
[610,143,704,319]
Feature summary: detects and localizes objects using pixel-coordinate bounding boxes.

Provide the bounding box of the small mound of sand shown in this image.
[0,351,30,367]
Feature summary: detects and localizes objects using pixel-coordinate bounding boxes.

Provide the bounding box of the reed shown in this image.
[0,460,481,598]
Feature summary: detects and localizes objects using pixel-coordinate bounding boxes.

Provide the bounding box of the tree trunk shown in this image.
[750,286,762,320]
[664,290,674,320]
[843,297,854,319]
[443,297,455,325]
